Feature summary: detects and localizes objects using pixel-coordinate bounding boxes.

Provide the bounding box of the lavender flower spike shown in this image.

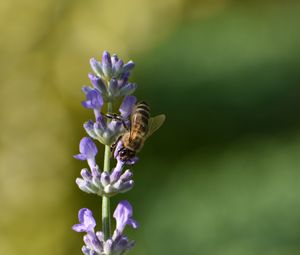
[73,51,166,255]
[74,137,98,169]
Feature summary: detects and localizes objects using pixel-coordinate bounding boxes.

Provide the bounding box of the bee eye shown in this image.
[120,150,126,157]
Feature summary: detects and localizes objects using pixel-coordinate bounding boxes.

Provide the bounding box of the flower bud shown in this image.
[88,73,107,97]
[122,60,135,73]
[90,58,104,77]
[101,172,110,187]
[83,121,97,140]
[119,83,137,97]
[113,59,124,77]
[108,78,119,97]
[81,168,92,181]
[102,51,112,78]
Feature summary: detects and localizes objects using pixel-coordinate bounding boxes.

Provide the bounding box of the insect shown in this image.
[106,101,165,162]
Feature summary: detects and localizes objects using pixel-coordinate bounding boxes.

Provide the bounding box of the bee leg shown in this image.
[121,120,130,131]
[102,112,129,130]
[102,112,119,121]
[110,136,122,155]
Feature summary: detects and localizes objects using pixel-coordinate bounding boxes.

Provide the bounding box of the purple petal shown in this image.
[74,153,88,161]
[127,218,139,229]
[83,120,97,139]
[104,239,113,254]
[102,51,112,77]
[119,83,137,96]
[110,160,125,183]
[117,72,130,87]
[78,208,96,229]
[114,141,124,159]
[82,89,103,110]
[84,120,94,130]
[119,169,133,182]
[82,246,91,255]
[114,59,124,75]
[109,79,118,95]
[90,58,104,77]
[76,178,95,194]
[119,95,137,118]
[81,168,92,181]
[95,115,107,131]
[113,200,137,233]
[112,236,131,253]
[72,208,96,233]
[73,223,88,232]
[81,101,92,108]
[122,60,135,73]
[101,171,110,187]
[118,180,134,193]
[96,231,104,242]
[84,232,102,252]
[111,54,119,66]
[91,166,101,178]
[82,86,93,95]
[79,137,98,159]
[107,119,121,132]
[88,73,107,95]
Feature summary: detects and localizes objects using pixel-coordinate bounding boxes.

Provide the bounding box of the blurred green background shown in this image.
[1,0,300,254]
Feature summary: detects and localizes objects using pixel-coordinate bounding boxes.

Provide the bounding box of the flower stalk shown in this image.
[102,102,113,240]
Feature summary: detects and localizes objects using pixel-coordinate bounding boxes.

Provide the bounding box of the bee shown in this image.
[108,101,165,162]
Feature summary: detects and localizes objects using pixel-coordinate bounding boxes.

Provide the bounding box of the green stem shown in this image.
[102,102,113,240]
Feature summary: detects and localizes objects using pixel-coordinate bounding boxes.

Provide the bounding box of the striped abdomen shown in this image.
[121,102,151,153]
[130,101,150,138]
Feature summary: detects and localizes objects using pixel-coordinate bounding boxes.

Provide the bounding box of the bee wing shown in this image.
[146,114,166,139]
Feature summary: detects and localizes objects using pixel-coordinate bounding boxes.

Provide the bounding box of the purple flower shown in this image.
[82,89,103,110]
[113,200,138,236]
[82,88,104,120]
[74,137,98,169]
[88,51,137,101]
[119,95,136,119]
[88,73,108,97]
[72,208,96,233]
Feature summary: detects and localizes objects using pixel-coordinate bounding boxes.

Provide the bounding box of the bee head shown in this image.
[119,148,136,162]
